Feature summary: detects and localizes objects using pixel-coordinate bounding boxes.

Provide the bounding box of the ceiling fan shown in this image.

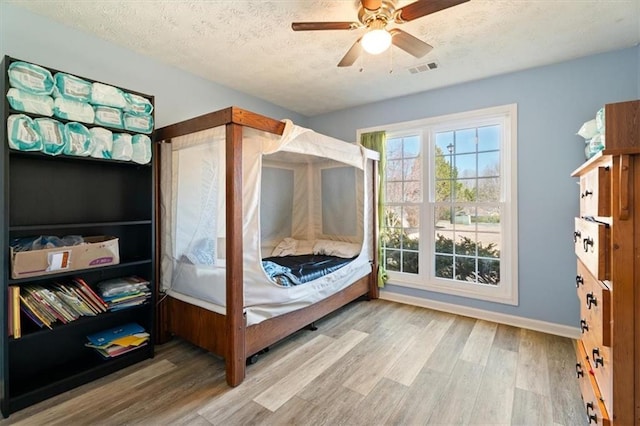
[292,0,469,67]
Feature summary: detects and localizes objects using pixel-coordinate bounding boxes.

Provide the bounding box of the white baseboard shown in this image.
[380,290,581,339]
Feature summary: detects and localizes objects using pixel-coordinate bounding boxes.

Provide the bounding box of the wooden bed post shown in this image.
[226,122,246,386]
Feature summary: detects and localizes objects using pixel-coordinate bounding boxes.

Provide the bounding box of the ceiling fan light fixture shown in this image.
[361,27,392,55]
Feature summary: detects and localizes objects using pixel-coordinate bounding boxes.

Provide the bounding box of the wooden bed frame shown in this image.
[154,107,379,386]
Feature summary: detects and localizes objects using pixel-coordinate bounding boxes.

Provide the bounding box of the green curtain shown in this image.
[360,131,388,287]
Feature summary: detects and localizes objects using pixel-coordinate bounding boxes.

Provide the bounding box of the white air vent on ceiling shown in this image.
[408,60,439,74]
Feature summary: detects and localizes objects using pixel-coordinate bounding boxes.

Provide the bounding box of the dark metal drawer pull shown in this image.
[586,292,597,309]
[586,402,598,424]
[583,237,594,252]
[574,230,582,242]
[575,362,584,378]
[576,275,584,288]
[592,348,604,368]
[580,319,589,333]
[581,190,593,199]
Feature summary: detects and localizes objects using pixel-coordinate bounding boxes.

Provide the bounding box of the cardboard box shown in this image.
[11,236,120,279]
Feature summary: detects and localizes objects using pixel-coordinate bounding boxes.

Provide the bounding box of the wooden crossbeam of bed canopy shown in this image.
[154,106,379,387]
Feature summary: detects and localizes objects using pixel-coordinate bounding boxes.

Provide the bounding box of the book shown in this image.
[72,278,108,312]
[9,286,21,338]
[19,294,53,329]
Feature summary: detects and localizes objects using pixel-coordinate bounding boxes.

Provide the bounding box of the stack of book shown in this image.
[96,276,151,311]
[12,278,108,332]
[85,322,150,358]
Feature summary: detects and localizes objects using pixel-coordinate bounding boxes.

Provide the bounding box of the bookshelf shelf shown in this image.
[1,56,156,417]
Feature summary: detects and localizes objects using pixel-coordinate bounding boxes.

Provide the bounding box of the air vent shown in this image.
[407,60,439,74]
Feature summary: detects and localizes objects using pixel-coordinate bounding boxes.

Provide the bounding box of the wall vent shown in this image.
[408,60,439,74]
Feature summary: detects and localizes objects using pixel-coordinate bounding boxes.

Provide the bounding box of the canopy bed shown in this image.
[155,107,379,386]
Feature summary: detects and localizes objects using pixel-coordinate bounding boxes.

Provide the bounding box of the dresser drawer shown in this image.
[580,333,613,417]
[579,166,610,217]
[574,218,609,281]
[575,341,611,426]
[576,260,611,347]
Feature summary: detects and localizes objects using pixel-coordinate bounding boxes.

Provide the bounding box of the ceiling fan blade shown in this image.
[395,0,469,23]
[361,0,382,11]
[292,22,358,31]
[390,28,433,58]
[338,39,362,67]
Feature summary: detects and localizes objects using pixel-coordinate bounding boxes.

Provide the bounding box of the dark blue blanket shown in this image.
[262,254,355,287]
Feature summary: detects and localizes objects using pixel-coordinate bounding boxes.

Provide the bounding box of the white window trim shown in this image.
[358,104,518,305]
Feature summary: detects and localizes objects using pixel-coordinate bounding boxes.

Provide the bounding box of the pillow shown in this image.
[294,239,315,255]
[313,239,361,258]
[271,237,297,257]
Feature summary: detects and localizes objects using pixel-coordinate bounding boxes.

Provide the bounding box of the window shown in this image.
[362,104,517,304]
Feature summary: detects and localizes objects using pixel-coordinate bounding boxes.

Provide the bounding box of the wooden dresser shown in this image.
[571,99,639,425]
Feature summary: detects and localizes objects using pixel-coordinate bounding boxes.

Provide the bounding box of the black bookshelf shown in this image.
[1,56,156,417]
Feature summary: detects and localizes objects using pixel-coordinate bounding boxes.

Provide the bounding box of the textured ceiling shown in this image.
[8,0,640,117]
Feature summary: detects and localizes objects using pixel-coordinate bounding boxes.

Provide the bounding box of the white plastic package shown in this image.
[89,127,113,159]
[112,133,133,161]
[8,61,54,95]
[6,88,54,116]
[34,118,66,156]
[124,92,153,116]
[131,134,152,164]
[53,72,92,103]
[93,105,123,129]
[596,107,605,133]
[63,122,92,156]
[576,119,598,140]
[123,113,153,134]
[54,97,95,124]
[90,82,127,108]
[7,114,42,151]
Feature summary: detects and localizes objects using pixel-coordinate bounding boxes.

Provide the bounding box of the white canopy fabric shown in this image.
[159,120,376,325]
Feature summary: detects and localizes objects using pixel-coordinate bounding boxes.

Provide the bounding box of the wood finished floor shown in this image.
[2,299,585,425]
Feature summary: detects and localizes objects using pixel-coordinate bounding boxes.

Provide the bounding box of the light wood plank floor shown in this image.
[2,299,585,425]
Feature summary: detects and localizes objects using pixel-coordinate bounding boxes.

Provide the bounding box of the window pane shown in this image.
[387,159,402,181]
[435,254,453,278]
[405,181,421,202]
[478,259,500,285]
[387,138,402,159]
[477,177,500,202]
[478,152,500,177]
[435,154,454,179]
[435,131,454,155]
[403,251,419,274]
[384,229,401,249]
[404,229,419,250]
[384,205,402,228]
[455,153,476,178]
[435,206,454,230]
[385,249,401,271]
[403,157,420,180]
[454,234,476,256]
[476,208,500,230]
[386,182,402,203]
[435,231,454,254]
[435,179,453,202]
[477,233,500,258]
[454,178,476,202]
[478,125,500,151]
[403,205,420,228]
[455,256,476,281]
[455,128,476,154]
[403,136,420,158]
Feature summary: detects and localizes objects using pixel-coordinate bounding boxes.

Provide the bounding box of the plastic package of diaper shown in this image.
[112,133,133,161]
[34,118,66,156]
[54,97,95,124]
[131,134,152,164]
[123,113,153,134]
[90,82,127,108]
[576,119,598,140]
[89,127,113,159]
[8,61,54,95]
[595,107,605,133]
[124,92,153,116]
[94,105,124,128]
[6,88,54,116]
[63,122,92,156]
[53,72,92,103]
[7,114,42,151]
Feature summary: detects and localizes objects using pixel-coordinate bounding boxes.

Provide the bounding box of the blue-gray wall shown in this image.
[308,46,640,327]
[0,3,307,127]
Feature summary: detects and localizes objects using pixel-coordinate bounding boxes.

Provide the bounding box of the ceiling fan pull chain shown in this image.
[389,45,394,74]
